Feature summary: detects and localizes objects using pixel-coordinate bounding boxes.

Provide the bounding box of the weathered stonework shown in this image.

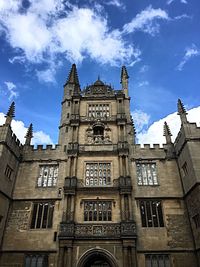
[166,214,193,248]
[0,65,199,267]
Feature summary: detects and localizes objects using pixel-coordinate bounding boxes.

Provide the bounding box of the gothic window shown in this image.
[4,164,13,179]
[145,254,170,267]
[37,165,58,187]
[193,214,200,228]
[85,162,111,186]
[84,200,112,221]
[139,200,164,227]
[30,202,54,229]
[88,104,110,118]
[25,254,48,267]
[136,163,158,185]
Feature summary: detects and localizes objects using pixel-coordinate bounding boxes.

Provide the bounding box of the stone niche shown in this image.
[85,122,112,145]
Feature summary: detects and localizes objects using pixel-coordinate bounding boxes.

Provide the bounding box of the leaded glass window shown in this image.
[84,201,112,221]
[25,254,48,267]
[88,104,110,118]
[30,202,54,229]
[145,254,170,267]
[85,162,111,186]
[139,200,164,227]
[136,163,158,185]
[37,165,58,187]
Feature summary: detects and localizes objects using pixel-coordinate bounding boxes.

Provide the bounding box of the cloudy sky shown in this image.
[0,0,200,145]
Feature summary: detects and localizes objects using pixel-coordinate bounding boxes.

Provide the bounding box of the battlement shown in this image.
[22,144,67,161]
[132,143,170,159]
[135,143,164,149]
[28,144,59,151]
[0,124,22,157]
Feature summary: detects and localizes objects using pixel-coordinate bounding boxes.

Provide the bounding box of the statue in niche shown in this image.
[86,125,94,144]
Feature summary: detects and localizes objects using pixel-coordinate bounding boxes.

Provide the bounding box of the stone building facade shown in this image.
[0,64,200,267]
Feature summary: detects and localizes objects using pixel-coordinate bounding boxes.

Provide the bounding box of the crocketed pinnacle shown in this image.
[5,102,15,125]
[25,123,33,139]
[163,121,172,137]
[177,99,188,124]
[177,99,187,115]
[6,101,15,118]
[120,65,129,84]
[66,64,80,85]
[163,121,172,144]
[25,123,33,145]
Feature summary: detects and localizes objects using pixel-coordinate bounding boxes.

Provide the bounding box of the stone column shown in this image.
[123,246,129,267]
[58,247,65,267]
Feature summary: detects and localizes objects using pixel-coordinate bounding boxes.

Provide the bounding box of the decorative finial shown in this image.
[5,101,15,125]
[177,99,188,124]
[163,121,172,144]
[25,123,33,145]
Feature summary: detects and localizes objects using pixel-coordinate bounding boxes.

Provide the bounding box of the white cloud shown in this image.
[167,0,188,4]
[174,14,192,20]
[139,65,149,73]
[36,68,56,84]
[4,81,19,100]
[105,0,126,10]
[136,106,200,145]
[0,0,140,72]
[123,5,169,36]
[138,81,149,87]
[177,44,200,71]
[0,112,53,145]
[132,110,150,132]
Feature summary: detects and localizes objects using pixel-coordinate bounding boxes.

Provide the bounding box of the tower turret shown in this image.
[177,99,188,124]
[59,64,81,145]
[25,123,33,146]
[5,102,15,125]
[120,65,129,97]
[64,63,80,95]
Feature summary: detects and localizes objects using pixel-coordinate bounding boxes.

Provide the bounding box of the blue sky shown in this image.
[0,0,200,145]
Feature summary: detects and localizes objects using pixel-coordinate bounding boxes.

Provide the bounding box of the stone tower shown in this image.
[57,64,136,267]
[0,64,199,267]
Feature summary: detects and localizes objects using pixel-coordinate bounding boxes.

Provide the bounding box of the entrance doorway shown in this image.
[84,256,111,267]
[77,248,118,267]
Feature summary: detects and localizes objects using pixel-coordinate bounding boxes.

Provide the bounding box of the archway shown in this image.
[77,248,118,267]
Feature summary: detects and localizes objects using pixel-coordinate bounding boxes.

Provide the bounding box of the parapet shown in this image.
[22,144,66,161]
[132,143,169,160]
[0,124,22,157]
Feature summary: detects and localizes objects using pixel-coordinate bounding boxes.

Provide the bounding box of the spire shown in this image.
[163,121,172,144]
[25,123,33,145]
[177,99,188,124]
[120,65,129,96]
[5,102,15,125]
[66,64,80,85]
